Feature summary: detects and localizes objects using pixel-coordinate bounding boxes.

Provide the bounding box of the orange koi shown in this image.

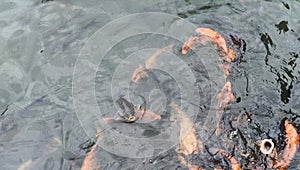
[145,44,173,69]
[178,156,204,170]
[172,102,204,170]
[172,102,202,155]
[181,28,238,78]
[273,120,300,170]
[217,81,235,109]
[196,28,228,54]
[215,81,235,135]
[135,108,161,123]
[131,44,173,83]
[181,36,200,55]
[81,132,103,170]
[131,64,148,83]
[182,28,238,62]
[215,149,241,170]
[83,110,161,169]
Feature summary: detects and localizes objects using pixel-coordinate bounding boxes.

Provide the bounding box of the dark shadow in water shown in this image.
[276,52,299,104]
[275,20,289,34]
[282,1,290,10]
[176,2,244,19]
[259,32,275,55]
[41,0,54,3]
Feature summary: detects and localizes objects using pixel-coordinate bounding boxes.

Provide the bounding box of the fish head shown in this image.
[131,64,148,83]
[181,36,199,55]
[115,97,138,123]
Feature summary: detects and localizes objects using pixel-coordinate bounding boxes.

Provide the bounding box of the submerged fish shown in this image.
[210,148,241,170]
[215,81,235,136]
[217,81,235,109]
[181,36,200,55]
[81,132,103,170]
[181,28,246,77]
[131,44,173,83]
[171,102,204,170]
[81,98,161,169]
[272,120,300,170]
[131,64,148,83]
[113,96,161,123]
[182,28,229,58]
[203,81,235,135]
[196,28,228,54]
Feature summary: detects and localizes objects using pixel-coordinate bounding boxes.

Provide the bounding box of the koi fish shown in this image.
[131,64,148,83]
[181,36,200,55]
[145,44,173,69]
[182,28,230,58]
[215,81,236,136]
[217,81,235,109]
[178,156,204,170]
[212,148,241,170]
[131,44,173,83]
[196,28,228,54]
[203,82,235,135]
[181,28,241,78]
[273,120,300,170]
[171,102,204,170]
[103,108,161,124]
[81,132,103,170]
[114,96,161,123]
[135,108,161,123]
[82,110,161,169]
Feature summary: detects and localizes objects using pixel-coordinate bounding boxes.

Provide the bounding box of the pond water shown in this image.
[0,0,300,169]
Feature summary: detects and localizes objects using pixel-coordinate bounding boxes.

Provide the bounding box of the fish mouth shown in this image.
[260,139,274,155]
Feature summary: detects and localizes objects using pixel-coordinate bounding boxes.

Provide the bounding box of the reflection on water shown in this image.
[0,0,299,169]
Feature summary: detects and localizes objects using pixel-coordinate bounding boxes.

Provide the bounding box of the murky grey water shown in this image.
[0,0,300,169]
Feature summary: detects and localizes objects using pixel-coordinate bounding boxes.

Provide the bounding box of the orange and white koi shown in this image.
[181,28,239,77]
[81,132,103,170]
[145,44,173,69]
[181,36,200,55]
[182,28,233,60]
[214,149,241,170]
[272,120,300,170]
[131,64,148,83]
[135,108,161,123]
[131,44,173,83]
[215,81,236,135]
[217,81,235,109]
[83,109,161,169]
[196,28,228,54]
[171,102,204,170]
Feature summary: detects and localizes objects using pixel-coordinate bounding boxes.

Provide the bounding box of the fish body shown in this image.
[214,149,241,170]
[82,102,161,170]
[81,132,103,170]
[172,102,200,155]
[171,103,204,170]
[131,64,148,83]
[215,82,235,135]
[145,44,173,69]
[181,36,200,55]
[217,81,235,109]
[181,28,247,77]
[196,28,228,54]
[131,45,173,83]
[273,120,300,170]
